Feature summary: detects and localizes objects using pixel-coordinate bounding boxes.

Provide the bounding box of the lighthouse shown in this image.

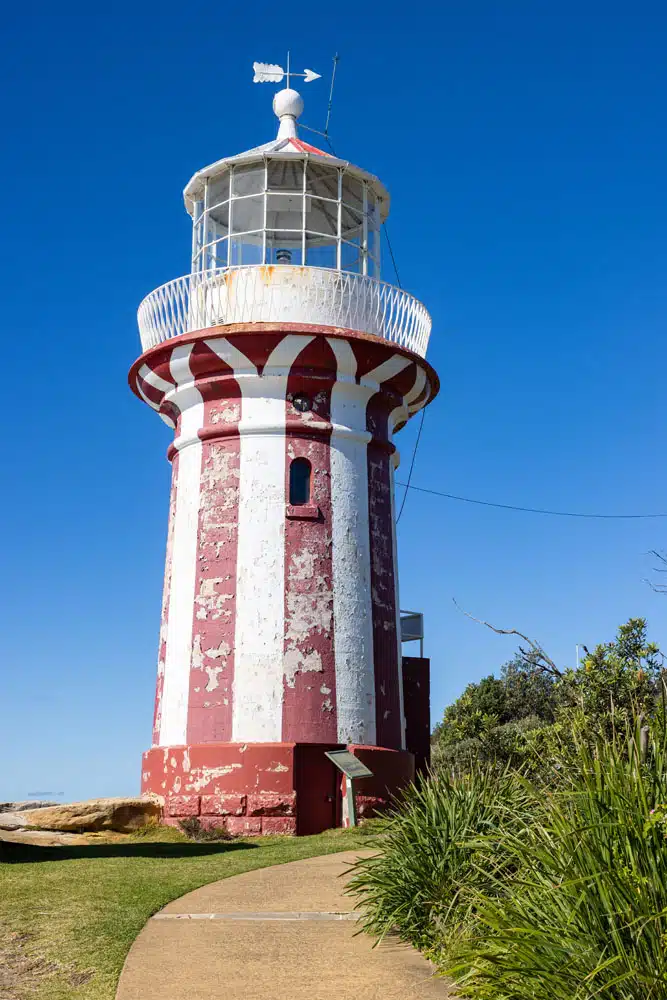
[131,69,439,834]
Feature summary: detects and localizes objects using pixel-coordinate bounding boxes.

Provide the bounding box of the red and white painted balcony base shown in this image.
[129,321,438,833]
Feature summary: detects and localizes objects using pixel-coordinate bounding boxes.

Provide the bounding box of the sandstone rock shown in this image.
[20,796,162,833]
[0,827,84,847]
[0,801,60,813]
[0,813,28,831]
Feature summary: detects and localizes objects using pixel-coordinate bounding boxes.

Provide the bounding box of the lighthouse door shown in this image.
[295,745,340,835]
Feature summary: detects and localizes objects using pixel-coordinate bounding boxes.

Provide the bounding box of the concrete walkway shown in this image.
[116,850,450,1000]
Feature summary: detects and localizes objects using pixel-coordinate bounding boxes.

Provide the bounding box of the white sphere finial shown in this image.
[273,87,304,139]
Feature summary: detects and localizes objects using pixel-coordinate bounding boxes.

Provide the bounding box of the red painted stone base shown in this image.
[141,742,414,836]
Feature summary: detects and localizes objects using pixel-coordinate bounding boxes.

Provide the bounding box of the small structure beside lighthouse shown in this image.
[130,66,439,834]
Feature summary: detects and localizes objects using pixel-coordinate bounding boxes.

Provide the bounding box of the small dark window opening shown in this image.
[289,458,312,506]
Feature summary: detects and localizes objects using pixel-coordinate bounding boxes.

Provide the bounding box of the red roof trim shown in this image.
[288,138,330,157]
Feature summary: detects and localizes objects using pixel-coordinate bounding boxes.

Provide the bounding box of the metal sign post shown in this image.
[324,750,373,828]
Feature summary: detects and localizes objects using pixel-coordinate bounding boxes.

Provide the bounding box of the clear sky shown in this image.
[2,1,667,802]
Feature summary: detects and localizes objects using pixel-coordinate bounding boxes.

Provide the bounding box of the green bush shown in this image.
[350,721,667,999]
[446,726,667,999]
[432,715,552,776]
[345,765,534,955]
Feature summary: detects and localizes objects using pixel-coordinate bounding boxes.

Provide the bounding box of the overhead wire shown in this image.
[394,483,667,520]
[379,228,661,523]
[396,410,425,523]
[382,221,429,524]
[317,123,661,525]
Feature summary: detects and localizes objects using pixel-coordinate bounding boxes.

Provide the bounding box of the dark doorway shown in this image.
[295,744,341,835]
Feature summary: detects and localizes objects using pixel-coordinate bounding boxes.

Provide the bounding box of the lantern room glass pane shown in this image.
[367,224,379,263]
[208,174,230,210]
[306,163,339,198]
[209,200,230,231]
[266,229,302,249]
[267,160,303,192]
[210,238,228,267]
[266,234,303,265]
[231,196,263,234]
[341,173,364,213]
[232,163,265,197]
[266,193,303,231]
[367,190,379,226]
[229,236,263,266]
[306,197,338,237]
[340,204,363,243]
[341,241,362,273]
[305,241,337,268]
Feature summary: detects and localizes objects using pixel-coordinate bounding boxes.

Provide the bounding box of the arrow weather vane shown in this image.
[253,52,321,88]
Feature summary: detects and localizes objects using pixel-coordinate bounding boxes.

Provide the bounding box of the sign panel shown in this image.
[400,612,424,643]
[324,750,373,780]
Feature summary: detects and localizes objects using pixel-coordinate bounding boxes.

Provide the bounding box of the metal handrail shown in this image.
[137,266,432,358]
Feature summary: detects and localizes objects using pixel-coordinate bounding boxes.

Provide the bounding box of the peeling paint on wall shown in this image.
[132,329,435,758]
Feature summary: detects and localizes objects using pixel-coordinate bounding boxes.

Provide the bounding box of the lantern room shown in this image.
[183,89,389,278]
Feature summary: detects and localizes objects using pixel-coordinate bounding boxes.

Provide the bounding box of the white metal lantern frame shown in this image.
[137,139,431,357]
[187,154,387,278]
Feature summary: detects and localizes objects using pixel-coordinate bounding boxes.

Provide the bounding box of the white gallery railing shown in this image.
[137,266,432,358]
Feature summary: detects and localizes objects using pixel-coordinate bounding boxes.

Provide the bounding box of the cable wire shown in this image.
[382,223,402,288]
[396,409,426,523]
[394,482,667,519]
[382,219,427,524]
[379,201,660,524]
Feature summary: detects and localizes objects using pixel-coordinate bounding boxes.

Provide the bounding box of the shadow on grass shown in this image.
[0,840,258,863]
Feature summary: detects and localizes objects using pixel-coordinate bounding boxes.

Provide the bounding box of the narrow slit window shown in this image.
[289,458,311,506]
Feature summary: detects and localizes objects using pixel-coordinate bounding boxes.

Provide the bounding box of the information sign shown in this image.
[324,750,373,779]
[324,751,373,828]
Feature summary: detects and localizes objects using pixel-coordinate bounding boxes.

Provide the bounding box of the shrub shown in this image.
[432,715,552,777]
[345,765,534,956]
[444,724,667,998]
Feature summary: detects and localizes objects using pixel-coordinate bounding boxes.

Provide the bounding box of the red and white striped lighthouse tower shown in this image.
[131,69,438,834]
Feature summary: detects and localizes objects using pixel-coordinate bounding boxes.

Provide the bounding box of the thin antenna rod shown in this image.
[324,53,339,137]
[286,50,291,89]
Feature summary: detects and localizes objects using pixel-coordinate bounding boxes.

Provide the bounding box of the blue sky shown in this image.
[2,1,667,801]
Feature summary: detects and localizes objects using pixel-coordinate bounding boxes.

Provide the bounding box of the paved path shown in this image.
[116,850,450,1000]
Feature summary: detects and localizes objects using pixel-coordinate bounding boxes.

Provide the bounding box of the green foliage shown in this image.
[432,655,559,754]
[560,617,663,731]
[345,764,534,954]
[432,619,665,777]
[445,725,667,999]
[431,714,551,775]
[350,722,667,999]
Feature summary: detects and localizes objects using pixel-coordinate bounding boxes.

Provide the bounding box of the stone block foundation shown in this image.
[142,742,414,836]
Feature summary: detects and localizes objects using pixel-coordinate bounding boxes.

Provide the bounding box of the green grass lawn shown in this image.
[0,825,376,1000]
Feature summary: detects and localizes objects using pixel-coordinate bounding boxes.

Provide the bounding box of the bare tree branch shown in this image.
[645,551,667,593]
[452,598,563,678]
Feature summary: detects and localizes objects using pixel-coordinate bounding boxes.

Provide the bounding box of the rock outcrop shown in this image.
[0,801,61,812]
[0,813,29,831]
[20,796,162,833]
